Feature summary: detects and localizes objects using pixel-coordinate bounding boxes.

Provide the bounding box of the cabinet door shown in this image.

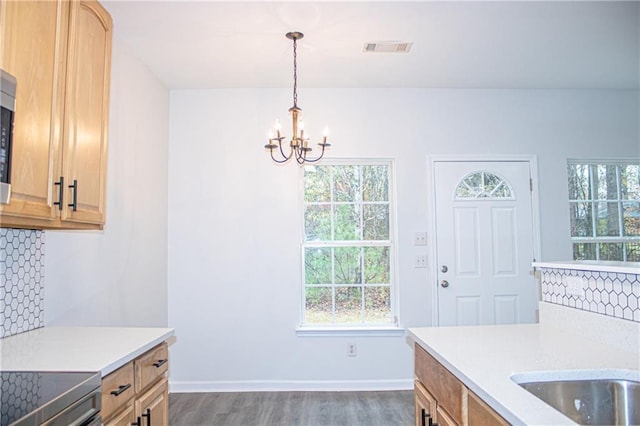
[436,406,458,426]
[135,377,168,426]
[415,380,437,426]
[60,0,111,226]
[104,402,135,426]
[0,0,66,227]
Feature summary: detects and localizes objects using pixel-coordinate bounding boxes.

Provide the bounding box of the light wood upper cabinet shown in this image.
[60,0,111,226]
[0,0,67,226]
[0,0,111,230]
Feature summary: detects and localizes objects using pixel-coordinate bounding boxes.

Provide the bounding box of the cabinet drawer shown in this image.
[135,343,168,392]
[414,343,464,425]
[102,362,135,420]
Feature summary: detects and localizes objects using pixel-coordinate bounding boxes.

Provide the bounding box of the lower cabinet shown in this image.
[102,342,169,426]
[134,377,169,426]
[414,343,510,426]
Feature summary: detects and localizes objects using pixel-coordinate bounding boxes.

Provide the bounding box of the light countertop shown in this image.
[407,304,640,425]
[532,260,640,274]
[0,326,174,376]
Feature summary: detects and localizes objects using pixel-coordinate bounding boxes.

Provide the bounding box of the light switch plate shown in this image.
[414,232,427,246]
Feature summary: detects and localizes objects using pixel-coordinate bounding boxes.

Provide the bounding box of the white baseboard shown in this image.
[169,379,413,393]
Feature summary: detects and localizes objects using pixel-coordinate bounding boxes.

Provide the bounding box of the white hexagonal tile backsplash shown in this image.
[540,268,640,323]
[0,229,44,338]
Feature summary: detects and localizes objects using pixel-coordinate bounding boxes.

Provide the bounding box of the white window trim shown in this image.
[297,158,400,332]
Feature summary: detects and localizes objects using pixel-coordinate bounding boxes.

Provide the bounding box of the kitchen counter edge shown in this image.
[0,326,175,377]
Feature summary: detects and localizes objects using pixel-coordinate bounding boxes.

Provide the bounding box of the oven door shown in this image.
[42,387,102,426]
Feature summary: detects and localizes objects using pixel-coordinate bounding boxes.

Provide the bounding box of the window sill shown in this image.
[295,326,406,337]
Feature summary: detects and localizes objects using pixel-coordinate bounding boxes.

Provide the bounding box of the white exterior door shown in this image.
[434,161,537,326]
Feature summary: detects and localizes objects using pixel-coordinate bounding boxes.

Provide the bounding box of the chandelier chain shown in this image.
[292,36,298,108]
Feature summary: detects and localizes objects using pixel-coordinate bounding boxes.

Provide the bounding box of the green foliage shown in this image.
[302,163,393,325]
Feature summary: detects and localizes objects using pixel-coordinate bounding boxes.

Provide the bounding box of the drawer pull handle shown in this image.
[142,408,151,426]
[110,383,131,396]
[131,416,141,426]
[153,359,167,368]
[54,177,64,210]
[68,179,78,211]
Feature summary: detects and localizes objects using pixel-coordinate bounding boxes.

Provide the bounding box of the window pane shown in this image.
[305,287,332,324]
[305,205,331,241]
[621,165,640,200]
[598,242,623,261]
[334,204,361,240]
[363,165,389,202]
[335,286,362,323]
[455,171,513,199]
[333,165,359,202]
[364,286,391,323]
[364,247,390,284]
[305,247,332,284]
[626,243,640,262]
[301,160,394,327]
[622,201,640,236]
[569,202,593,237]
[573,243,596,260]
[568,164,591,200]
[595,202,620,237]
[334,247,362,284]
[304,165,331,202]
[363,204,389,240]
[594,165,619,200]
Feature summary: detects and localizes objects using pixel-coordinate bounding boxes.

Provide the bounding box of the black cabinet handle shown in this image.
[421,408,438,426]
[142,408,151,426]
[153,359,167,368]
[54,177,64,210]
[131,416,141,426]
[110,383,131,396]
[68,179,77,211]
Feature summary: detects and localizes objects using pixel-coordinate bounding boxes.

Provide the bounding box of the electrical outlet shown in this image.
[414,254,428,268]
[414,232,427,246]
[347,343,357,357]
[565,275,585,297]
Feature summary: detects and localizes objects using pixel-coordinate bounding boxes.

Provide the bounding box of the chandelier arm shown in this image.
[278,140,293,160]
[270,146,292,164]
[298,146,326,163]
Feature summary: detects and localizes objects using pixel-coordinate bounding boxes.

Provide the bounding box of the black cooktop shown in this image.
[0,371,100,426]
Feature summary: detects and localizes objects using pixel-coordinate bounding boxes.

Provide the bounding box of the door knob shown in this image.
[440,265,448,273]
[440,280,449,288]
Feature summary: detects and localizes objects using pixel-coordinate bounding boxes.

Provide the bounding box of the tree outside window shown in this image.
[568,161,640,261]
[302,161,396,326]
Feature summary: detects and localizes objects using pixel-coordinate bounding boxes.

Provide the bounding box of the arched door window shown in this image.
[454,171,515,200]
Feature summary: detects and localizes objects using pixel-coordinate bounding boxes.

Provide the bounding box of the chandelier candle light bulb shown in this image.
[264,31,331,164]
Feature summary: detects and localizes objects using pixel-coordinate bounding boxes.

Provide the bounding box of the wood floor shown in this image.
[169,390,414,426]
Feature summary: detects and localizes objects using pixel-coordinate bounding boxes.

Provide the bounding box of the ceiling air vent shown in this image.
[363,41,413,53]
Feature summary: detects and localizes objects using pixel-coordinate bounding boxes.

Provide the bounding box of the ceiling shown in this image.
[102,1,640,90]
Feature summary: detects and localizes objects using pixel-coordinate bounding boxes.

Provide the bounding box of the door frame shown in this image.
[427,155,542,326]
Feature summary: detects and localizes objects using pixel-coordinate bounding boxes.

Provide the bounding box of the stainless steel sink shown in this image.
[518,379,640,425]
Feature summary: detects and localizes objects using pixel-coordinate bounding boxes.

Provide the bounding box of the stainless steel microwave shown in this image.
[0,69,16,204]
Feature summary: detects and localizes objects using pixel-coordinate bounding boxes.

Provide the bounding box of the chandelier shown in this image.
[264,32,330,164]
